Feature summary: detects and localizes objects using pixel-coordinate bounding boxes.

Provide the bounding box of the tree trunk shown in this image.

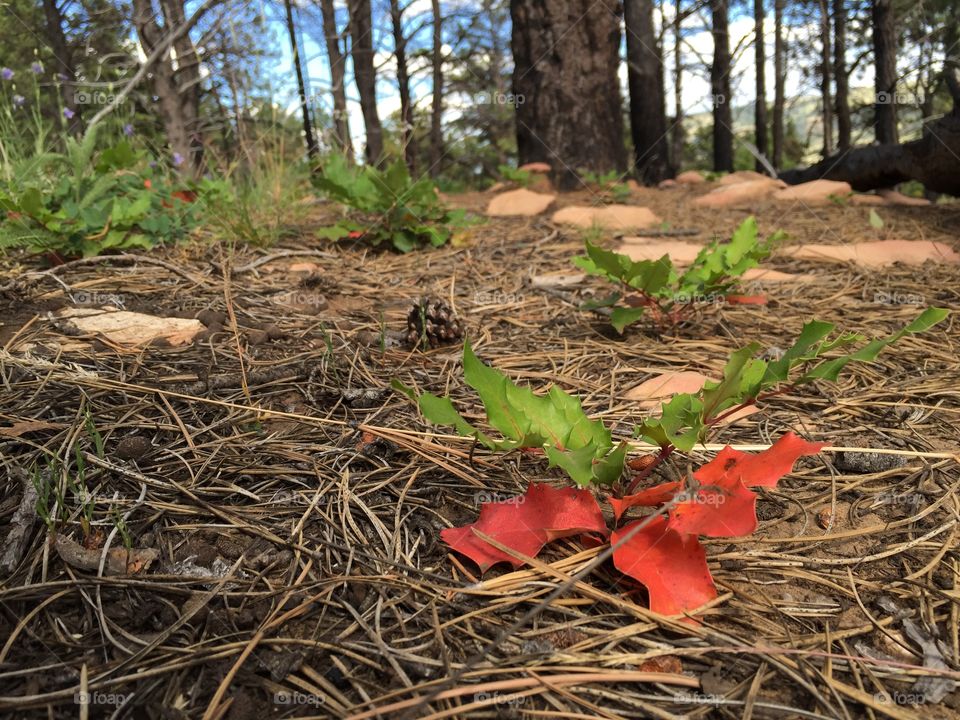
[672,3,685,170]
[833,0,850,152]
[772,0,785,170]
[349,0,384,165]
[872,0,898,144]
[319,0,353,157]
[390,0,418,172]
[132,0,203,176]
[625,0,672,184]
[710,0,733,172]
[781,67,960,195]
[429,0,444,177]
[41,0,81,129]
[753,0,767,172]
[284,0,318,163]
[818,0,833,156]
[510,0,626,190]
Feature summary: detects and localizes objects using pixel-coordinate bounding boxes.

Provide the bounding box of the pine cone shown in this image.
[406,297,464,348]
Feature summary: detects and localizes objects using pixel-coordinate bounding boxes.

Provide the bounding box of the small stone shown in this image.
[675,170,706,185]
[486,188,556,217]
[265,325,285,340]
[195,309,227,327]
[247,329,270,345]
[834,451,908,474]
[116,436,151,461]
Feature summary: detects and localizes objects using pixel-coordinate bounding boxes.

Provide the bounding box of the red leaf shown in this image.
[668,478,759,537]
[171,189,197,203]
[347,230,365,239]
[699,433,825,490]
[610,481,681,521]
[612,517,717,616]
[441,482,607,572]
[725,294,768,305]
[143,179,152,189]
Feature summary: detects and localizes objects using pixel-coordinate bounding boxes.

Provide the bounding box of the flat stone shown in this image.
[54,307,205,347]
[519,162,551,174]
[850,194,887,206]
[692,178,785,208]
[786,240,960,267]
[658,179,678,189]
[718,170,770,185]
[486,188,556,217]
[774,180,852,204]
[552,204,661,231]
[617,240,702,264]
[877,189,931,207]
[676,170,706,185]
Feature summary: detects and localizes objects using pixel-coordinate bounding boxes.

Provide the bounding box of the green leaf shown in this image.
[868,209,884,229]
[610,306,647,333]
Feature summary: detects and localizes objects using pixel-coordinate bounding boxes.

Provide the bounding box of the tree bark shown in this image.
[429,0,444,177]
[319,0,353,157]
[625,0,672,184]
[132,0,204,176]
[390,0,418,172]
[510,0,626,190]
[672,2,685,170]
[41,0,82,129]
[349,0,384,165]
[818,0,833,156]
[871,0,898,144]
[772,0,785,170]
[833,0,850,152]
[710,0,733,172]
[754,0,767,172]
[284,0,318,163]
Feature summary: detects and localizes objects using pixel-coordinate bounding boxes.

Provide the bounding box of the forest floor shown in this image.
[1,182,960,719]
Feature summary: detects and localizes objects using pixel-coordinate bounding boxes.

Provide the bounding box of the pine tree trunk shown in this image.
[349,0,384,165]
[710,0,733,172]
[625,0,672,184]
[284,0,318,163]
[41,0,82,129]
[872,0,898,144]
[671,4,685,170]
[429,0,444,177]
[390,0,417,172]
[510,0,626,190]
[818,0,833,156]
[833,0,851,152]
[772,0,785,170]
[754,0,768,172]
[320,0,353,157]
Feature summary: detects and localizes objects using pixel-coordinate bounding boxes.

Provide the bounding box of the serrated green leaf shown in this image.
[869,209,884,229]
[610,306,647,333]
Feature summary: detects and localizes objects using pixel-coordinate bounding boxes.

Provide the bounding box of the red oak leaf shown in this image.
[347,230,365,239]
[441,482,607,572]
[611,517,717,616]
[171,189,197,203]
[725,294,768,305]
[668,478,759,537]
[610,481,681,521]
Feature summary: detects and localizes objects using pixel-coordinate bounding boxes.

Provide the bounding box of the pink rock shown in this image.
[786,240,960,267]
[774,180,852,204]
[877,189,931,207]
[519,162,551,174]
[691,178,785,208]
[625,371,709,402]
[658,179,678,189]
[676,170,706,185]
[718,170,770,186]
[289,262,320,273]
[617,240,702,264]
[552,205,661,231]
[850,194,887,206]
[486,188,556,217]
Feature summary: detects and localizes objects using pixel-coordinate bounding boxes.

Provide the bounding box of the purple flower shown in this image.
[123,123,134,137]
[12,94,25,108]
[63,107,75,119]
[148,161,158,169]
[1,68,13,81]
[172,152,184,167]
[30,62,43,75]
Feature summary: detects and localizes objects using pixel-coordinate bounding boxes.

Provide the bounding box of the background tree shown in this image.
[754,0,768,170]
[349,0,384,165]
[710,0,734,172]
[318,0,353,156]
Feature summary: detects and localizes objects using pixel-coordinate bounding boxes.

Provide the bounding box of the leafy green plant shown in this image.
[496,164,532,187]
[581,169,631,201]
[574,216,782,332]
[0,128,203,258]
[393,340,628,487]
[313,154,466,252]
